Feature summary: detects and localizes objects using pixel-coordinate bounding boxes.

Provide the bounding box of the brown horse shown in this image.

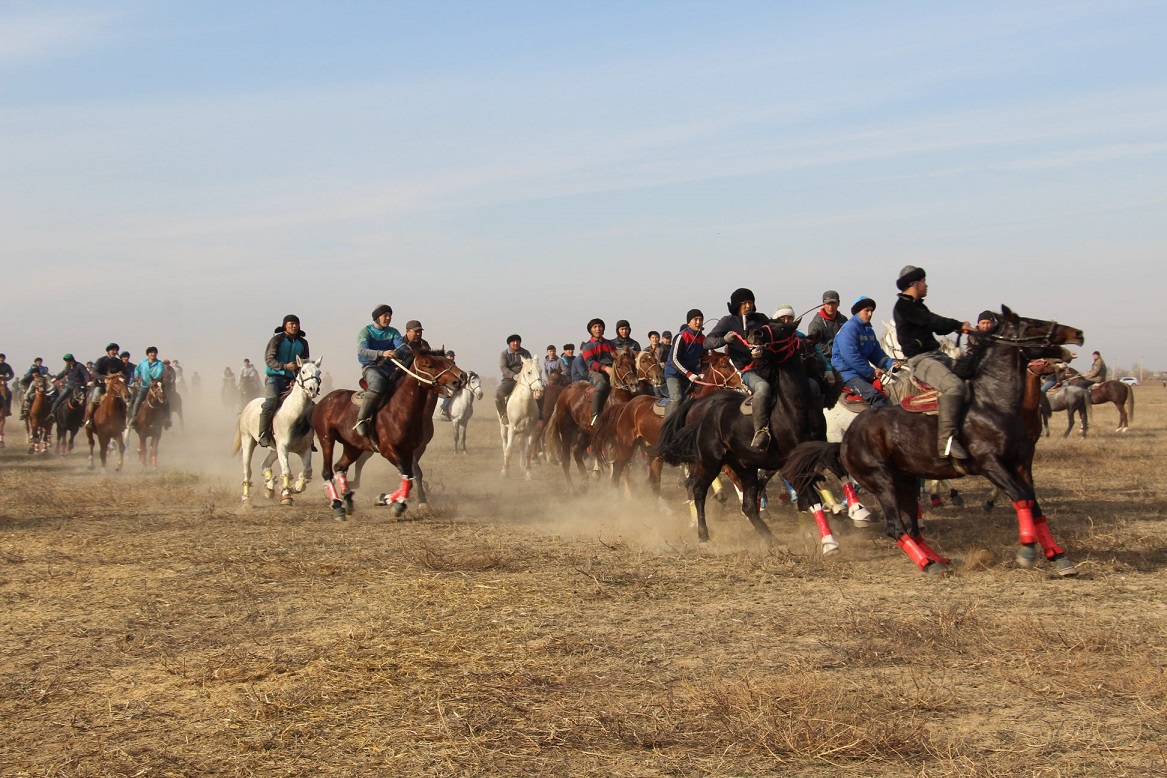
[591,350,745,498]
[311,348,465,519]
[26,375,53,454]
[635,350,665,395]
[132,379,167,467]
[1063,371,1134,432]
[530,367,569,465]
[543,349,639,489]
[784,307,1084,576]
[86,373,129,471]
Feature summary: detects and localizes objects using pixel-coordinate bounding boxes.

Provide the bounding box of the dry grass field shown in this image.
[2,388,1166,777]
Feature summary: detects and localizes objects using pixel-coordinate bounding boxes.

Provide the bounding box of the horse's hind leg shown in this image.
[734,465,777,544]
[689,463,719,543]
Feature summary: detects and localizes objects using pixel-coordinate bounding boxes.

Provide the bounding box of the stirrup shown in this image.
[943,436,970,459]
[590,414,599,426]
[751,428,771,450]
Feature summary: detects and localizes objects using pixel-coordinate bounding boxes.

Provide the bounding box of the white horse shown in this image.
[233,357,322,504]
[435,371,483,453]
[500,357,544,479]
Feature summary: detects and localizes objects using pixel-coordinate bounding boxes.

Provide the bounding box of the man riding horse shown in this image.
[127,347,169,430]
[495,334,532,426]
[663,308,705,418]
[582,318,619,426]
[612,320,641,354]
[704,287,772,449]
[892,265,973,460]
[259,314,310,448]
[354,304,404,444]
[0,354,13,418]
[832,295,900,409]
[83,343,129,431]
[18,358,51,420]
[51,354,90,417]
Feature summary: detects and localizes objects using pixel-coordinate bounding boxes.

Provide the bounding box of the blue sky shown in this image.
[2,0,1165,383]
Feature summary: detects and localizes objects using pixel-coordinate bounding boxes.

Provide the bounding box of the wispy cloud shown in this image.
[0,6,120,66]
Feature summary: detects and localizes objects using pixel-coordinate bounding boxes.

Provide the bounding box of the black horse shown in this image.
[654,319,819,543]
[51,383,87,455]
[783,306,1084,576]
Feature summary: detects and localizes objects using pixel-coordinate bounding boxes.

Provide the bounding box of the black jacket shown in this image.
[892,293,962,359]
[704,311,771,370]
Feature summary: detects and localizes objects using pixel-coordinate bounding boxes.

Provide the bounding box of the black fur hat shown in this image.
[727,287,755,314]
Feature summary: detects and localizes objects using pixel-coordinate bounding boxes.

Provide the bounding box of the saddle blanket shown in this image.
[900,390,939,414]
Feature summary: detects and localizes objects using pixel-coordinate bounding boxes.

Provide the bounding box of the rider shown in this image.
[832,296,900,409]
[893,265,972,460]
[495,334,532,425]
[50,354,91,417]
[18,358,50,420]
[612,320,641,354]
[354,304,403,443]
[259,314,310,448]
[240,358,260,391]
[83,343,126,430]
[1082,351,1107,386]
[582,318,618,426]
[127,346,166,430]
[120,351,136,385]
[559,344,576,378]
[0,353,13,418]
[806,290,847,361]
[705,288,772,449]
[541,345,560,385]
[436,350,460,421]
[976,310,997,332]
[663,309,705,417]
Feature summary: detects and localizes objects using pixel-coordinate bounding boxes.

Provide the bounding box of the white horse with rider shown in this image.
[499,356,544,479]
[435,370,483,453]
[233,357,322,504]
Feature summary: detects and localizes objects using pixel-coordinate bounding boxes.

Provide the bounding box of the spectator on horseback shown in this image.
[1083,351,1107,386]
[83,343,126,431]
[893,265,972,460]
[259,314,310,448]
[50,354,91,418]
[612,320,641,354]
[541,345,561,385]
[976,310,997,332]
[582,318,618,426]
[495,334,532,426]
[240,358,259,393]
[832,296,900,409]
[354,304,403,443]
[706,287,773,449]
[645,331,663,364]
[664,309,705,417]
[559,344,577,377]
[127,347,166,430]
[120,351,136,386]
[806,290,847,360]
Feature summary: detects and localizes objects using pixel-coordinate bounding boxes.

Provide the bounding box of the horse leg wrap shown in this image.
[334,472,350,497]
[1032,514,1065,560]
[897,534,933,571]
[1012,499,1038,544]
[811,504,832,539]
[282,473,291,493]
[387,476,412,504]
[710,477,723,495]
[843,481,861,507]
[242,481,251,498]
[325,480,340,502]
[911,533,950,565]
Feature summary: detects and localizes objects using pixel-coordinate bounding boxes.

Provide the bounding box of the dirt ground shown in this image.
[2,388,1166,776]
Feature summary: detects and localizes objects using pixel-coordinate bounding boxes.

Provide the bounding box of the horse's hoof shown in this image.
[525,471,533,481]
[279,495,294,506]
[390,502,407,518]
[948,491,965,508]
[820,535,840,555]
[1015,544,1040,569]
[923,561,951,576]
[849,504,874,525]
[1053,556,1078,577]
[331,501,347,521]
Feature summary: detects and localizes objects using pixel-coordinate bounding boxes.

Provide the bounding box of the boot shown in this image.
[937,394,969,459]
[257,409,274,447]
[590,394,603,428]
[83,401,97,430]
[751,393,771,449]
[354,393,380,446]
[495,396,509,426]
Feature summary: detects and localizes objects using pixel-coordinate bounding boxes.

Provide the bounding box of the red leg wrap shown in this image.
[1013,499,1037,544]
[843,482,860,507]
[335,472,349,496]
[325,480,340,502]
[388,476,413,503]
[811,504,832,539]
[912,533,950,565]
[897,534,932,571]
[1033,515,1065,560]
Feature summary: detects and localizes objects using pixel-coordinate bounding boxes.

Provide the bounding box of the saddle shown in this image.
[898,375,939,414]
[352,378,370,406]
[839,387,870,414]
[739,395,756,416]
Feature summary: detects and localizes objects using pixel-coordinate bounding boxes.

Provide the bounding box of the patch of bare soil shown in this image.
[2,390,1166,776]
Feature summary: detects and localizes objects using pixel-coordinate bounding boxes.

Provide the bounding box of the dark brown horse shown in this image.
[26,375,53,454]
[52,382,87,455]
[543,348,640,488]
[654,319,818,543]
[132,379,167,467]
[311,348,465,519]
[591,350,745,499]
[634,350,665,395]
[86,373,129,472]
[1064,371,1134,432]
[784,307,1084,576]
[531,367,568,464]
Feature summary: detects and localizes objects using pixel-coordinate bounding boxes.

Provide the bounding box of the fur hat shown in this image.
[661,331,673,340]
[977,310,996,324]
[587,318,605,332]
[282,314,300,326]
[896,265,926,291]
[851,296,877,315]
[106,343,119,353]
[146,346,158,355]
[371,304,392,320]
[728,287,755,314]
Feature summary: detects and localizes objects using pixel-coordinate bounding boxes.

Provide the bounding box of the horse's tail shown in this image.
[231,423,242,456]
[543,402,561,450]
[1126,384,1135,423]
[781,441,844,509]
[649,397,700,465]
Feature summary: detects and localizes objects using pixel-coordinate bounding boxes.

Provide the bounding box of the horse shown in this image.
[52,382,87,455]
[131,379,168,467]
[239,374,262,411]
[25,375,54,454]
[436,370,483,454]
[1063,370,1134,432]
[234,358,322,504]
[543,348,640,489]
[86,373,129,472]
[1041,383,1090,439]
[531,367,569,463]
[500,357,544,479]
[783,307,1084,576]
[654,319,823,545]
[635,350,665,395]
[311,348,465,520]
[591,350,745,500]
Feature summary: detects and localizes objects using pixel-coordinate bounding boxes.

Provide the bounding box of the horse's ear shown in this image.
[793,316,804,330]
[439,344,445,355]
[1000,305,1015,319]
[315,356,323,367]
[296,355,304,367]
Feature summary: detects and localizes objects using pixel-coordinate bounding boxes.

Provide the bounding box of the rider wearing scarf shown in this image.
[705,288,773,449]
[806,290,848,360]
[259,314,310,447]
[663,309,705,418]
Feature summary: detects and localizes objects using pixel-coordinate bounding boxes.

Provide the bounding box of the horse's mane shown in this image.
[953,333,990,380]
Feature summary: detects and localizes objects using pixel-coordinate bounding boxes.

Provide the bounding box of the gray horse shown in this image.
[1040,384,1090,438]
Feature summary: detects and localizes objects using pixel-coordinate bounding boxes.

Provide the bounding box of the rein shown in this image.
[757,325,801,364]
[693,360,743,389]
[389,356,461,397]
[611,359,638,392]
[980,320,1060,350]
[296,369,321,397]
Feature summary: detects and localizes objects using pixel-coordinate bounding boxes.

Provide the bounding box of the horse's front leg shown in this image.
[412,455,428,508]
[277,444,295,505]
[377,453,415,519]
[689,463,719,543]
[981,458,1075,576]
[293,446,313,494]
[736,466,779,545]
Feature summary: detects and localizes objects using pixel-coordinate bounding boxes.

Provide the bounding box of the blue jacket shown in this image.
[135,359,165,384]
[832,317,894,382]
[664,325,705,380]
[358,324,403,366]
[570,354,589,383]
[265,329,310,378]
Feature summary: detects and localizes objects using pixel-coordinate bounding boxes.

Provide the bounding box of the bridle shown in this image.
[979,320,1061,351]
[296,367,322,398]
[750,324,801,364]
[636,352,664,386]
[693,358,745,391]
[518,363,544,396]
[389,355,464,397]
[611,356,638,392]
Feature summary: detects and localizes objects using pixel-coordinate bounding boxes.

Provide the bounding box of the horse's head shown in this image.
[611,348,638,392]
[148,378,166,404]
[294,356,323,399]
[746,320,801,364]
[989,306,1085,358]
[467,371,484,400]
[700,350,746,393]
[106,373,130,400]
[519,356,545,399]
[635,350,664,387]
[412,349,467,396]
